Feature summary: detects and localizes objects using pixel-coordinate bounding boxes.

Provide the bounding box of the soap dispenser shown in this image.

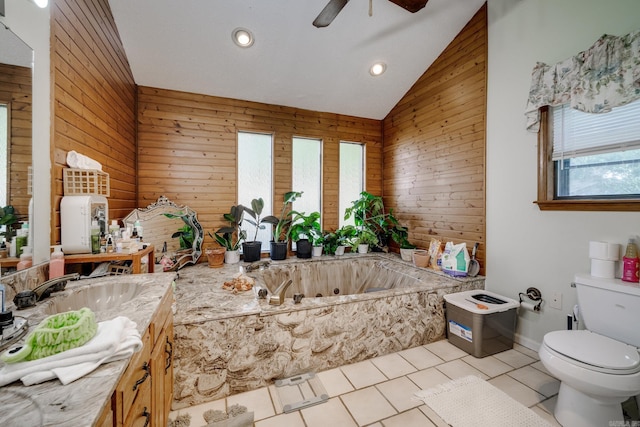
[49,245,65,279]
[622,238,639,283]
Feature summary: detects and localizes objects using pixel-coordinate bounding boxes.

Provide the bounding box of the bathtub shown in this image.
[171,254,484,409]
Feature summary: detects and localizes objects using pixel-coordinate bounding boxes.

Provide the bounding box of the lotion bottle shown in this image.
[622,238,639,283]
[49,245,65,279]
[17,246,32,271]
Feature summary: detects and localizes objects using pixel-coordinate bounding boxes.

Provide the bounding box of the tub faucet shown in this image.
[269,279,293,305]
[245,260,271,272]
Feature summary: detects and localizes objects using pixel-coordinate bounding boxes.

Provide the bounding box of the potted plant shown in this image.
[389,224,416,262]
[311,229,324,257]
[241,198,269,262]
[350,228,378,254]
[288,211,321,259]
[334,225,357,255]
[208,204,246,264]
[343,191,398,252]
[0,205,19,246]
[262,191,303,260]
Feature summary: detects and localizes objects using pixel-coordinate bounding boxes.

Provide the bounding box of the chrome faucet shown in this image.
[12,273,80,309]
[269,279,293,305]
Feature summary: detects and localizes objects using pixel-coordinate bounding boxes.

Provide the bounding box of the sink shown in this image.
[43,281,143,315]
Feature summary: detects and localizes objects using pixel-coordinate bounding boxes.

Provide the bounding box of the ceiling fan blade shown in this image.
[313,0,350,28]
[388,0,429,13]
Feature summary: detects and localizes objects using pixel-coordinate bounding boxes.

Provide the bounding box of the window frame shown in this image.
[536,106,640,211]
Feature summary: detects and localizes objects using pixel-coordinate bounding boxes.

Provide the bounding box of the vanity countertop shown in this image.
[0,272,175,427]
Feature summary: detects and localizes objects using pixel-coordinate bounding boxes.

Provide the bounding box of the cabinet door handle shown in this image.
[165,337,173,374]
[142,407,150,427]
[133,362,150,391]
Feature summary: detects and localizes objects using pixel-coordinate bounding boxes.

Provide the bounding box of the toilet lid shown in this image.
[544,330,640,372]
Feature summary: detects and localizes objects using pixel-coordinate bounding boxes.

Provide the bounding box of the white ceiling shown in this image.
[108,0,484,120]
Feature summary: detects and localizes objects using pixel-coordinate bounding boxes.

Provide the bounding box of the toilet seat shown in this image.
[543,330,640,375]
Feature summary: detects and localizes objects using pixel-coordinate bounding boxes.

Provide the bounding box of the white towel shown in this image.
[0,316,141,387]
[66,150,103,171]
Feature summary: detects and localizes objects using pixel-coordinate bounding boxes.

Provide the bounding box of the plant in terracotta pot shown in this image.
[389,224,416,261]
[241,198,269,262]
[261,191,303,260]
[288,211,321,259]
[208,204,246,264]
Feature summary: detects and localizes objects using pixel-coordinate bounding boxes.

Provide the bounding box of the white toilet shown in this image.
[539,274,640,427]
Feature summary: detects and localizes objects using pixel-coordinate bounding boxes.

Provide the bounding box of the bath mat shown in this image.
[413,375,552,427]
[274,372,329,413]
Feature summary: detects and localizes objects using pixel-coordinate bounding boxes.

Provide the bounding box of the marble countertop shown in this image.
[174,253,485,325]
[0,272,175,427]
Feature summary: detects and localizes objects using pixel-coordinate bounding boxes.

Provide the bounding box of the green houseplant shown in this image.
[262,191,303,260]
[288,211,321,259]
[389,224,416,261]
[208,204,246,264]
[350,228,378,254]
[241,198,269,262]
[343,191,398,252]
[0,205,19,244]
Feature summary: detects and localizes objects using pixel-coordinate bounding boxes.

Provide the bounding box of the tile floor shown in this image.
[169,340,562,427]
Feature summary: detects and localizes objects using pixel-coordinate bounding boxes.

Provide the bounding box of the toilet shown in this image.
[539,274,640,427]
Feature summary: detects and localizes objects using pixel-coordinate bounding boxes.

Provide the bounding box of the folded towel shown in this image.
[0,316,141,387]
[66,150,103,171]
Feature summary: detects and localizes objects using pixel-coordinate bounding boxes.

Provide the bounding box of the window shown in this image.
[292,137,322,222]
[1,104,7,207]
[537,100,640,211]
[339,142,364,226]
[237,131,273,250]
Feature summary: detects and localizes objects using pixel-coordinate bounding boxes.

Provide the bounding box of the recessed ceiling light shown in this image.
[370,62,386,76]
[29,0,48,7]
[232,28,254,48]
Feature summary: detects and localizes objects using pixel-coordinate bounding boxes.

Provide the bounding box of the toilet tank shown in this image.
[575,273,640,347]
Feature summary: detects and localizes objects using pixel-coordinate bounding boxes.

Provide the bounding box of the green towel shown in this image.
[1,307,98,363]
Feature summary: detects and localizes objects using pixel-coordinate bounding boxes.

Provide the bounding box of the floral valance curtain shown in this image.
[525,29,640,132]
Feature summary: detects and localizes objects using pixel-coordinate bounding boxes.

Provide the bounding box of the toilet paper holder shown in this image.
[518,287,543,311]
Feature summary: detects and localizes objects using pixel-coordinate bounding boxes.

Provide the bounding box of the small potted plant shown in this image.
[350,228,378,254]
[208,204,246,264]
[344,191,398,252]
[0,205,19,249]
[262,191,303,260]
[241,198,269,262]
[311,228,324,257]
[389,224,416,262]
[288,211,321,259]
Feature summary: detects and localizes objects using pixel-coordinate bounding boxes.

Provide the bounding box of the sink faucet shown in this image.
[12,273,80,309]
[269,279,293,305]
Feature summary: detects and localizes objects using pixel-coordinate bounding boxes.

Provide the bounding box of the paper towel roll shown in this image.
[520,302,537,312]
[589,241,621,261]
[591,259,616,278]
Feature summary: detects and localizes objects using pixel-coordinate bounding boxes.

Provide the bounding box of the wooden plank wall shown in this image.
[136,87,383,245]
[382,4,487,273]
[0,63,32,220]
[51,0,137,244]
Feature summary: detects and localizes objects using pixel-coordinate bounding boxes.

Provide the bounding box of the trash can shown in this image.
[443,290,519,358]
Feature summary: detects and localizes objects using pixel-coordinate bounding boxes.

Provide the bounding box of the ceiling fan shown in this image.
[313,0,429,28]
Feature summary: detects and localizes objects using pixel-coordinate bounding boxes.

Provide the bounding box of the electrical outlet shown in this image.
[550,292,562,310]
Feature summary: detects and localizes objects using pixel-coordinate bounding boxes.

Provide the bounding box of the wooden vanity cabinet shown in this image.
[108,288,174,427]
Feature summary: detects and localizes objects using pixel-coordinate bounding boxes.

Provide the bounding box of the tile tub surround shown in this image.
[172,254,485,409]
[0,272,175,427]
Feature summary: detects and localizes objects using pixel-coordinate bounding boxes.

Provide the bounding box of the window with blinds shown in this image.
[551,100,640,198]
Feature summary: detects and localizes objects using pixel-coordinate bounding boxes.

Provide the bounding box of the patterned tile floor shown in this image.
[169,340,563,427]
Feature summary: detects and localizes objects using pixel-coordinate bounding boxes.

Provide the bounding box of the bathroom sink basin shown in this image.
[43,281,143,315]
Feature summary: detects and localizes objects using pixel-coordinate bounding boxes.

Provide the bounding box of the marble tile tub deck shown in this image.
[171,254,485,409]
[169,340,563,427]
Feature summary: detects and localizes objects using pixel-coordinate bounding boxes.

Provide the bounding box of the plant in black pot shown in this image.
[241,198,270,262]
[262,191,303,261]
[289,211,321,259]
[208,204,246,264]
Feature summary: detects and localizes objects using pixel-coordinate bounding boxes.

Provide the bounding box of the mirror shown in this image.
[123,196,204,271]
[0,24,33,273]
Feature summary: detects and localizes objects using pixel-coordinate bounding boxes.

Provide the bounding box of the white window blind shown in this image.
[552,100,640,161]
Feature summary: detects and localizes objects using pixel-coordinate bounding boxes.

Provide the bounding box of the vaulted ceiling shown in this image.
[108,0,485,120]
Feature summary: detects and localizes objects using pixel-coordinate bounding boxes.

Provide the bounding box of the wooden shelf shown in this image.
[64,245,155,274]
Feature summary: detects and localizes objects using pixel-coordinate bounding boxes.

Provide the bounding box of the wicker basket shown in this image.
[63,168,110,197]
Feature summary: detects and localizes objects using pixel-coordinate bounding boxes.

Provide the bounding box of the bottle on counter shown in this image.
[622,238,639,283]
[134,220,143,241]
[17,246,32,270]
[91,220,101,254]
[15,224,28,257]
[109,220,120,240]
[49,245,65,279]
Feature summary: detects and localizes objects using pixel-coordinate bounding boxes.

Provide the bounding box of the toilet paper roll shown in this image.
[520,302,537,312]
[588,241,621,261]
[591,258,616,278]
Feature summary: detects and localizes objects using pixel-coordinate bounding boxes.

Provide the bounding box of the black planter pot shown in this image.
[295,239,312,259]
[270,241,288,260]
[242,241,262,262]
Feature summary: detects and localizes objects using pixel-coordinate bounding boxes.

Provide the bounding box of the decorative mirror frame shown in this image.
[123,196,204,270]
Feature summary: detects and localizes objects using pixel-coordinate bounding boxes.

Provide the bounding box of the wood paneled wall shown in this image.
[136,87,383,244]
[382,5,487,272]
[51,0,137,243]
[0,63,32,220]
